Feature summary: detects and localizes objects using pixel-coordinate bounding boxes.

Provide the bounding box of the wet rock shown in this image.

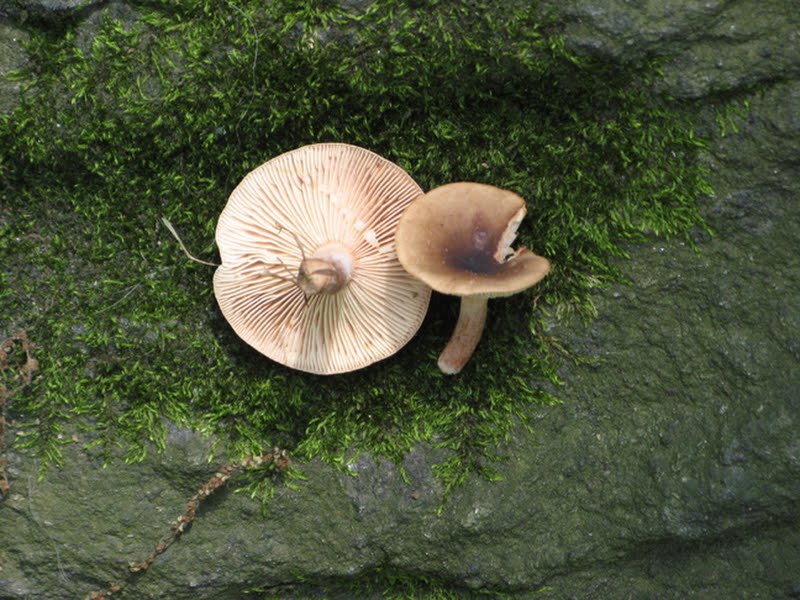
[3,0,106,21]
[545,0,800,97]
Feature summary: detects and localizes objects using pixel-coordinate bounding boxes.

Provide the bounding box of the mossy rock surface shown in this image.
[1,0,799,598]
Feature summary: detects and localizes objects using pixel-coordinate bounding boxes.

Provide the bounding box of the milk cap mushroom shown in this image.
[213,143,431,375]
[395,182,550,374]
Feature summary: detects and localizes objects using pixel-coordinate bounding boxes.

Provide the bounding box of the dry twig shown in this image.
[85,448,291,599]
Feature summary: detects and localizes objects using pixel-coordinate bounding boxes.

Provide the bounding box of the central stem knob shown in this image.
[297,242,354,295]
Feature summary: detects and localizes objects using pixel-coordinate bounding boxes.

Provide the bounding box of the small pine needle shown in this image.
[161,217,219,267]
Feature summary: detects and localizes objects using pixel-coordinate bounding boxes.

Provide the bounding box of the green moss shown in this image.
[1,0,711,498]
[251,565,513,599]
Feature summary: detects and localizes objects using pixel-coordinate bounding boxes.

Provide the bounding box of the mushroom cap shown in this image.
[213,143,431,375]
[395,182,550,298]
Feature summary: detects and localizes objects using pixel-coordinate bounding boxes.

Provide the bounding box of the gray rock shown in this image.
[18,0,90,8]
[545,0,800,98]
[3,0,105,19]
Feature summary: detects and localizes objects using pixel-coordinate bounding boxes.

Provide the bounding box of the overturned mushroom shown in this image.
[213,143,431,375]
[395,182,550,374]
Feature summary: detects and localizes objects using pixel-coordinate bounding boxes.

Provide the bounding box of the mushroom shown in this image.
[395,182,550,374]
[213,143,431,375]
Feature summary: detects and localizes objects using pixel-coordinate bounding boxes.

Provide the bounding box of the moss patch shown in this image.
[254,566,513,599]
[0,0,711,497]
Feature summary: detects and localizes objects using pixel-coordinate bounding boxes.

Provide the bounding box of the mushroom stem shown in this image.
[297,258,338,295]
[437,296,489,375]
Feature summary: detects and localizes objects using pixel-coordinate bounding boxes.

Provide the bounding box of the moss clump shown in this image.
[253,565,511,599]
[0,0,711,496]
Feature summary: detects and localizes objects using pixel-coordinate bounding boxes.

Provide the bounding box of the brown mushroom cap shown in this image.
[395,182,550,297]
[213,143,431,375]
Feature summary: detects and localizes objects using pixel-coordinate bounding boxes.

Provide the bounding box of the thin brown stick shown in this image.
[85,449,290,599]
